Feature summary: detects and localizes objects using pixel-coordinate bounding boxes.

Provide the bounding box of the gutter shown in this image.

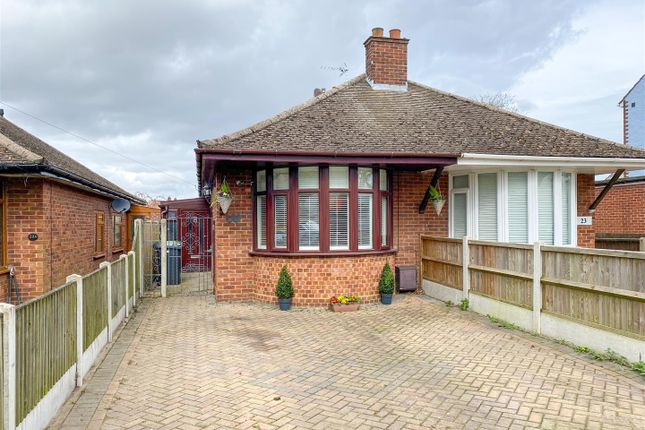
[457,153,645,169]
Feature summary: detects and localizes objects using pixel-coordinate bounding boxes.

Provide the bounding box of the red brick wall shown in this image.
[364,35,408,86]
[0,177,119,302]
[593,181,645,235]
[577,174,596,248]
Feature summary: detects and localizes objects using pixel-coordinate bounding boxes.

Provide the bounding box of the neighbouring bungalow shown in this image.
[0,113,146,302]
[195,28,645,306]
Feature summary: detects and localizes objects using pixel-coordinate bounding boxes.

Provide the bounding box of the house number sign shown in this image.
[28,233,39,241]
[576,216,592,226]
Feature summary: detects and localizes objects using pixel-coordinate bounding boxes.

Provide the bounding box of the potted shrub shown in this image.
[378,262,395,305]
[427,185,445,215]
[329,294,360,312]
[216,179,233,214]
[275,265,294,311]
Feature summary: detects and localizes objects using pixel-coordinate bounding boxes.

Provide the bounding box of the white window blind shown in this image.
[381,196,387,246]
[298,166,319,189]
[329,166,349,189]
[256,170,266,192]
[274,195,287,248]
[452,192,468,238]
[329,193,349,250]
[298,193,319,250]
[478,173,498,240]
[358,168,373,189]
[507,172,528,243]
[273,167,289,190]
[358,193,373,248]
[538,172,554,245]
[562,173,571,245]
[256,196,266,249]
[379,169,387,191]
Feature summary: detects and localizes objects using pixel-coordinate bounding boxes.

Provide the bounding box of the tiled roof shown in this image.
[0,116,143,202]
[199,74,645,159]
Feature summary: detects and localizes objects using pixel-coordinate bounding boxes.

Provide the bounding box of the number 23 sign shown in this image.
[577,216,592,226]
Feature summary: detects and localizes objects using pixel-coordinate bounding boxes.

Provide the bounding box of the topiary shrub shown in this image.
[275,265,294,299]
[378,262,395,294]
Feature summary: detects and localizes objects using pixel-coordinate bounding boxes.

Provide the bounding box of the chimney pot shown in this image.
[389,29,401,39]
[372,27,384,37]
[313,88,326,97]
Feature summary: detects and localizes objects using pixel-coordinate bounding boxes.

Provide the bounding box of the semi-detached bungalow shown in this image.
[195,28,645,306]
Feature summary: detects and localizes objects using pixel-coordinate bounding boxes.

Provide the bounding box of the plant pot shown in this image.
[217,194,233,214]
[330,303,359,312]
[380,293,393,305]
[432,198,445,216]
[278,298,292,311]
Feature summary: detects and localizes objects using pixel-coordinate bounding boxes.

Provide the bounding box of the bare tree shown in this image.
[477,92,520,113]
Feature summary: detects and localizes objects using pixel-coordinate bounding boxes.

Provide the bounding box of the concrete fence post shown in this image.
[128,251,137,308]
[462,236,470,300]
[160,219,167,298]
[66,274,84,387]
[0,303,16,430]
[640,237,645,252]
[532,242,542,334]
[100,262,112,342]
[134,219,144,298]
[120,254,129,318]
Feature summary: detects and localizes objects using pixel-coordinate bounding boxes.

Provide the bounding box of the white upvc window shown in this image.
[449,175,470,238]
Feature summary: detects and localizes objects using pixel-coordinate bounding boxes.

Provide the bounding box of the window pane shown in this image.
[329,193,349,250]
[358,193,373,248]
[298,166,319,189]
[113,215,122,247]
[381,196,387,246]
[478,173,497,241]
[508,172,528,243]
[329,166,349,189]
[538,172,554,245]
[273,167,289,190]
[256,170,266,192]
[453,175,469,188]
[562,173,571,245]
[452,193,467,238]
[298,193,319,250]
[358,167,373,189]
[256,196,267,249]
[379,169,387,191]
[274,195,287,248]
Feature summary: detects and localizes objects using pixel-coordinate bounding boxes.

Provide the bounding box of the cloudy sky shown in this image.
[0,0,643,199]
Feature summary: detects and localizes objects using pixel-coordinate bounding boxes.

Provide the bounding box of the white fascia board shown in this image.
[453,153,645,170]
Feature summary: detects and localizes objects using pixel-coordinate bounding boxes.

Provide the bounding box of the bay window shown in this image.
[253,165,391,253]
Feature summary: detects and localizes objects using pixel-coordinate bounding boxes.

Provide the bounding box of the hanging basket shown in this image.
[432,198,445,216]
[216,194,233,214]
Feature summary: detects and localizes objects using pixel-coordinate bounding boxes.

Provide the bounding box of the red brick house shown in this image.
[195,28,645,306]
[0,114,144,302]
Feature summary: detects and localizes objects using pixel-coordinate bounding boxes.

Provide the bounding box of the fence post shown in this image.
[640,237,645,252]
[160,218,167,298]
[462,236,470,300]
[134,219,144,298]
[532,242,542,334]
[66,274,84,387]
[120,254,129,318]
[100,262,112,342]
[128,251,137,308]
[0,303,16,430]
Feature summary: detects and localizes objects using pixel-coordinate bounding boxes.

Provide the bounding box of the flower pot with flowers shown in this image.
[329,294,360,312]
[275,265,294,311]
[426,185,445,215]
[216,179,233,214]
[378,262,395,305]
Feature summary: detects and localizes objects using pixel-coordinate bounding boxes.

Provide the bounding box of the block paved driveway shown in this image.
[51,294,645,429]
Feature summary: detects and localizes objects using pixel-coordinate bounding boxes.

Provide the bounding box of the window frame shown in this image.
[95,211,106,256]
[112,213,123,251]
[252,165,392,254]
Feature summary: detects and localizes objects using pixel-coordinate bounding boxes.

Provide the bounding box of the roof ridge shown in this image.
[0,132,44,163]
[408,79,645,156]
[198,74,366,148]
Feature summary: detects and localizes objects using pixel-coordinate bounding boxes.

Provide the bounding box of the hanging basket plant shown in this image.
[428,185,445,216]
[216,179,233,214]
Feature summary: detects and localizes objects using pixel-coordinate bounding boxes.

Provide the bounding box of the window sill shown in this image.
[93,254,106,260]
[0,267,8,276]
[112,248,124,254]
[249,248,397,258]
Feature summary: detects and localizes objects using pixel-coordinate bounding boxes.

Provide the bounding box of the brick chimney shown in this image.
[364,27,409,91]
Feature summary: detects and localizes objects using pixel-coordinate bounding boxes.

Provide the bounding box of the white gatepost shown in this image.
[120,254,129,318]
[100,262,112,342]
[0,303,16,430]
[160,218,167,298]
[128,251,137,308]
[462,236,470,299]
[66,274,84,387]
[532,242,542,334]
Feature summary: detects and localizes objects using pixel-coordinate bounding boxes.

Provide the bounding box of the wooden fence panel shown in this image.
[14,282,76,425]
[82,268,108,351]
[469,241,533,308]
[420,236,462,290]
[111,259,126,318]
